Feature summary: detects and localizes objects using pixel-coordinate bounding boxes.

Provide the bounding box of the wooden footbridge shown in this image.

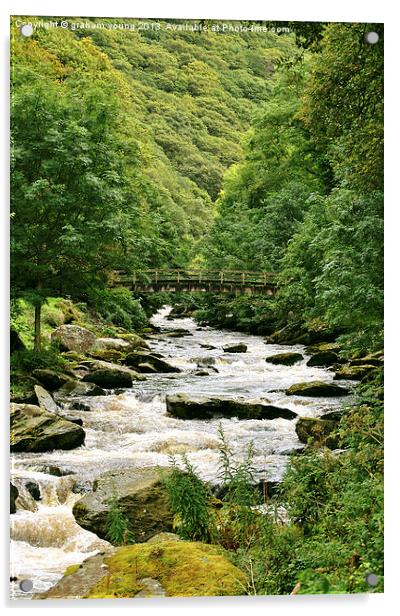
[111,269,277,295]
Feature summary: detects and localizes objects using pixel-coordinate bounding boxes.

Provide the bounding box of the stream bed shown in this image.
[10,306,353,599]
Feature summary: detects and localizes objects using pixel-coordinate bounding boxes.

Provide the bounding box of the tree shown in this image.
[11,74,142,349]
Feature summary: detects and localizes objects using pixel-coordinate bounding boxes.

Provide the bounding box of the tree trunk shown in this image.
[34,302,42,353]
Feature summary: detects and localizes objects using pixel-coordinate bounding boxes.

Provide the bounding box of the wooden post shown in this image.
[220,271,224,284]
[242,272,245,285]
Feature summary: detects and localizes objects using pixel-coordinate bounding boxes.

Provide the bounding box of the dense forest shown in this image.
[10,18,383,598]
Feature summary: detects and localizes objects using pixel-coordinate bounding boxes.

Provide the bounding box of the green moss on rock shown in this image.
[286,381,349,397]
[87,541,247,598]
[295,416,339,449]
[265,352,303,366]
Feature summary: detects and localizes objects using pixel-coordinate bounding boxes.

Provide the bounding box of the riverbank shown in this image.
[10,299,383,598]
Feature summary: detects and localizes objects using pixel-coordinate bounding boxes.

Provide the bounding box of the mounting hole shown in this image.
[20,24,33,37]
[365,31,379,45]
[19,579,33,592]
[366,573,379,586]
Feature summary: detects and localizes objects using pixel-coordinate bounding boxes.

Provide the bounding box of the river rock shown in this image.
[295,417,339,449]
[333,365,377,381]
[32,369,72,391]
[286,381,349,397]
[82,360,145,388]
[118,332,150,349]
[306,351,340,367]
[25,480,42,501]
[123,351,180,373]
[51,324,96,353]
[223,343,247,353]
[73,467,173,543]
[305,342,341,355]
[54,380,106,399]
[41,540,246,599]
[34,385,59,413]
[166,394,297,420]
[94,337,132,352]
[10,403,85,452]
[10,483,18,514]
[265,352,303,366]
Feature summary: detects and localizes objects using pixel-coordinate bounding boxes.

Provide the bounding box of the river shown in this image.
[10,306,351,599]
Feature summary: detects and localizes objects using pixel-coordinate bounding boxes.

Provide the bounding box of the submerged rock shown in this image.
[123,351,180,373]
[334,364,377,381]
[42,541,247,599]
[73,466,174,543]
[265,352,303,366]
[222,343,247,353]
[10,403,85,452]
[286,381,349,397]
[166,393,297,420]
[51,324,96,353]
[295,417,339,449]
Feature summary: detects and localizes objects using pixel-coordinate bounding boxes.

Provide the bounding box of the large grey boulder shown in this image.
[166,394,297,420]
[51,325,96,353]
[10,403,85,452]
[73,466,174,543]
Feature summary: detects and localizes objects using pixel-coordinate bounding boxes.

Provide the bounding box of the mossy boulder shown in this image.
[305,342,341,355]
[334,364,377,381]
[265,352,303,366]
[349,354,383,367]
[306,351,340,367]
[72,466,174,543]
[222,343,247,353]
[286,381,349,397]
[82,360,145,388]
[166,393,297,420]
[118,332,150,350]
[51,324,96,353]
[123,351,180,373]
[42,542,247,599]
[88,349,125,363]
[10,403,85,452]
[32,369,72,391]
[296,417,339,449]
[10,483,19,514]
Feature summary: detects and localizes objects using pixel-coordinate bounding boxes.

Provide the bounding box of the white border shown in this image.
[1,1,397,615]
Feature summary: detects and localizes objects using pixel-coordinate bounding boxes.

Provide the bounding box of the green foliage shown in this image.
[87,287,147,330]
[11,347,67,374]
[106,489,135,546]
[162,456,217,542]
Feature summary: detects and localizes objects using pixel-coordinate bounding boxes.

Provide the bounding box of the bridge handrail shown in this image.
[112,268,277,288]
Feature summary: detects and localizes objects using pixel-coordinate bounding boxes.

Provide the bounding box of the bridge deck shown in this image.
[112,269,277,295]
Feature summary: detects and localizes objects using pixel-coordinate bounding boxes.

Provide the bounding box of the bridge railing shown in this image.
[112,269,277,288]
